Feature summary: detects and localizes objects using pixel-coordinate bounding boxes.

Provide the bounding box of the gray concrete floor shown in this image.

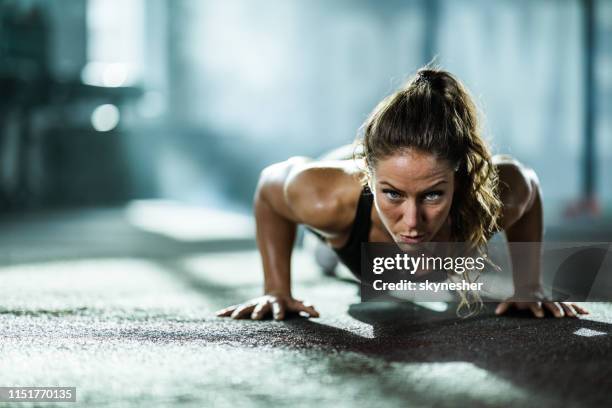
[0,207,611,407]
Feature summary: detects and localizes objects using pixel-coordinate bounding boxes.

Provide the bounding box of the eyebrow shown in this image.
[380,180,448,193]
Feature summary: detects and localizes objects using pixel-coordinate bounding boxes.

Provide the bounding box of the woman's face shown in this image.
[370,148,455,244]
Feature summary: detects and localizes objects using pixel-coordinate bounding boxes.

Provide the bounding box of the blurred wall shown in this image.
[0,0,610,222]
[165,0,612,219]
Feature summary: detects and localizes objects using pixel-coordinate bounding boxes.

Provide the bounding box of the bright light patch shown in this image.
[81,62,132,87]
[0,258,205,310]
[81,61,104,85]
[391,362,531,404]
[413,302,449,312]
[574,328,607,337]
[91,104,120,132]
[125,200,254,242]
[103,63,128,87]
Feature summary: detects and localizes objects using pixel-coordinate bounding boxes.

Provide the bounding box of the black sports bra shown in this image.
[307,186,373,279]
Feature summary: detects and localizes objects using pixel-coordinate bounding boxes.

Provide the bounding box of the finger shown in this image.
[216,305,238,317]
[295,303,320,318]
[560,303,576,318]
[495,302,510,315]
[272,301,285,321]
[230,304,257,319]
[251,302,271,320]
[529,303,545,318]
[543,302,564,318]
[572,303,590,315]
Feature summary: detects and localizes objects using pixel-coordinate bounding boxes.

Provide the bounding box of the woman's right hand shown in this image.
[215,294,320,321]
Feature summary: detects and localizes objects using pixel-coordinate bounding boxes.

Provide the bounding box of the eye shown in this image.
[382,189,401,201]
[423,190,444,201]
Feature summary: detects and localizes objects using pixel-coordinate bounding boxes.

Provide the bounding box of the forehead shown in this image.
[373,149,453,190]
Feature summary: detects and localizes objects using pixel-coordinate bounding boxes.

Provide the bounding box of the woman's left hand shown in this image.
[495,299,590,318]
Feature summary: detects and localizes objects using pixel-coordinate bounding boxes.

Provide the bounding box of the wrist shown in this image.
[264,287,292,298]
[512,284,545,301]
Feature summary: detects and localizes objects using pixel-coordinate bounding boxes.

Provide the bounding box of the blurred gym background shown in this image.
[1,0,611,224]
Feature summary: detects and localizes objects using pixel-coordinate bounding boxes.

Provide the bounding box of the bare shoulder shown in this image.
[493,154,539,229]
[284,158,365,237]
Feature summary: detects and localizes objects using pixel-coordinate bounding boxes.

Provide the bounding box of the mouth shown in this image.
[399,234,426,244]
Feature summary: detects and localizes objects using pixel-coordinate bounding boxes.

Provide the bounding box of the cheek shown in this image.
[423,206,448,224]
[374,196,401,223]
[420,192,453,219]
[424,198,453,225]
[376,197,394,213]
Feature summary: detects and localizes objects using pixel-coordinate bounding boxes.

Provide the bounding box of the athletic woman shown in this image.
[216,68,589,320]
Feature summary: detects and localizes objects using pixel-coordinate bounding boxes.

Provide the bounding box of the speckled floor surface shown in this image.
[0,208,611,407]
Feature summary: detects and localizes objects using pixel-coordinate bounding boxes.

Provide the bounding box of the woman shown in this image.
[216,68,589,320]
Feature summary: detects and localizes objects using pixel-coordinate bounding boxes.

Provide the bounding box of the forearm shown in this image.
[255,184,297,297]
[504,185,544,294]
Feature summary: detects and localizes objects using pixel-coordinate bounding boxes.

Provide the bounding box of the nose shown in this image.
[401,199,422,230]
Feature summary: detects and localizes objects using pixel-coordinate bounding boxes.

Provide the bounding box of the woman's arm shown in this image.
[216,157,318,320]
[216,157,356,320]
[494,158,589,318]
[499,161,544,294]
[256,159,304,298]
